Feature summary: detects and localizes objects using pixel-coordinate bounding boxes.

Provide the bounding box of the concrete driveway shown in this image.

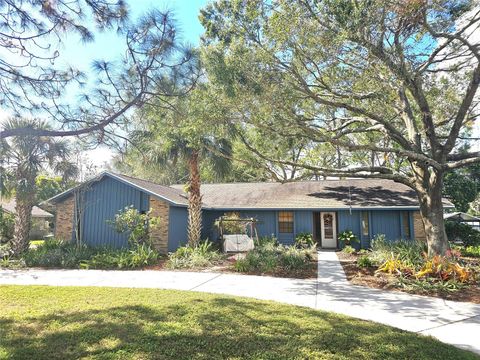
[1,250,479,355]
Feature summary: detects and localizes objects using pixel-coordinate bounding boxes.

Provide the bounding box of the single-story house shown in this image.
[45,171,451,253]
[444,212,480,231]
[1,199,54,240]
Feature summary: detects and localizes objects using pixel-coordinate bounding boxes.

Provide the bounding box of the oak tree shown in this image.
[200,0,480,255]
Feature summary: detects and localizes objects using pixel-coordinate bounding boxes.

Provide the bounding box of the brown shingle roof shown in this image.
[172,179,450,209]
[44,171,188,206]
[111,173,188,205]
[1,199,53,217]
[46,172,451,210]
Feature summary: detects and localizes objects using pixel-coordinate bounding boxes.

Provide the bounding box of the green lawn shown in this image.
[0,286,477,360]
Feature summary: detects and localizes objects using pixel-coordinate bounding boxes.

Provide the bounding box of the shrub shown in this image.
[461,245,480,257]
[234,244,315,273]
[235,251,278,273]
[357,255,373,268]
[377,256,412,276]
[0,242,12,258]
[338,230,359,246]
[445,248,462,260]
[167,241,224,269]
[108,206,160,247]
[281,246,310,270]
[295,232,315,248]
[415,255,474,283]
[23,239,159,269]
[0,257,25,269]
[396,276,466,293]
[371,234,478,292]
[445,221,480,247]
[0,209,14,243]
[232,257,251,272]
[255,235,277,247]
[23,239,97,268]
[80,252,119,269]
[370,235,426,267]
[214,212,248,234]
[80,244,159,269]
[377,253,475,285]
[342,245,356,254]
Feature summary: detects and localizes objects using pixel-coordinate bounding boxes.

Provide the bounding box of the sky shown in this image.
[64,0,209,169]
[60,0,207,72]
[0,0,209,170]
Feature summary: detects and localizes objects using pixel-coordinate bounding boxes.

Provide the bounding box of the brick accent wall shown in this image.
[55,195,74,241]
[149,196,170,254]
[413,211,426,241]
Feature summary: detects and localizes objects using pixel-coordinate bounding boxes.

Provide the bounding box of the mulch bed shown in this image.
[141,257,169,271]
[337,251,480,304]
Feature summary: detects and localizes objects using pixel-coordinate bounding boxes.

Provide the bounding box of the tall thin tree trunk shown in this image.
[187,150,202,246]
[412,163,449,256]
[11,169,37,256]
[11,196,34,256]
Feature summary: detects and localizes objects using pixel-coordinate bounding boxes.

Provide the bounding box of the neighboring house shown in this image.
[45,171,452,253]
[0,199,54,240]
[444,212,480,231]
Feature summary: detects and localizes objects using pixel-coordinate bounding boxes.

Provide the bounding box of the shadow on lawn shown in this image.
[0,296,476,360]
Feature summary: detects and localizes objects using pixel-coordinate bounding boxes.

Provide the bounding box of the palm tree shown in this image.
[1,118,77,256]
[133,132,232,246]
[186,138,232,246]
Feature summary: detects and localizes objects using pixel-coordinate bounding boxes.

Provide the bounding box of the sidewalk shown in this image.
[1,250,479,354]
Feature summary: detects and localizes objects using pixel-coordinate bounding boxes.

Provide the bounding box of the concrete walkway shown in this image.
[1,250,479,355]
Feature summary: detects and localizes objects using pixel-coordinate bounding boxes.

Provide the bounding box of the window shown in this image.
[403,212,411,238]
[278,211,294,233]
[361,212,369,236]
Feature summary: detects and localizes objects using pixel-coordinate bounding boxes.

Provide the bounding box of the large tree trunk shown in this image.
[187,150,202,246]
[413,164,449,256]
[11,197,34,256]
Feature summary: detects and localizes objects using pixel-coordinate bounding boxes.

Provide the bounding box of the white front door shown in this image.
[321,212,337,248]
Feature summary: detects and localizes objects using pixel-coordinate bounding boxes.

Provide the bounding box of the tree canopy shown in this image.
[199,0,480,254]
[0,3,200,141]
[0,0,127,114]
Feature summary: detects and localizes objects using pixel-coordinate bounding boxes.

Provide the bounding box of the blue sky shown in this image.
[60,0,208,94]
[60,0,209,168]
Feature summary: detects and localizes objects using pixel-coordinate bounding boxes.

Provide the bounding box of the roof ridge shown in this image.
[173,178,390,186]
[109,171,184,193]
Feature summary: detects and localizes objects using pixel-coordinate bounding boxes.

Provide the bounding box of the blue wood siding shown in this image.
[201,210,310,246]
[337,210,362,249]
[81,177,149,248]
[295,211,313,234]
[199,209,409,248]
[370,210,402,241]
[399,211,414,240]
[241,211,277,238]
[168,206,189,251]
[201,210,278,243]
